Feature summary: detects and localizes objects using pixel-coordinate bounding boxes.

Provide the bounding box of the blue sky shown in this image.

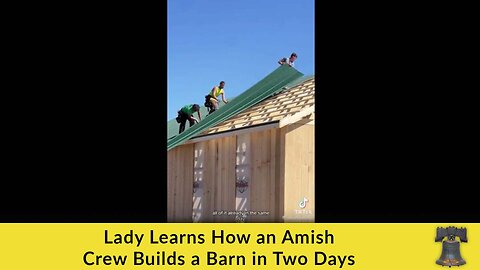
[167,0,315,120]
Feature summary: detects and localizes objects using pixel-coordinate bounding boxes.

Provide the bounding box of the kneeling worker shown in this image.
[176,104,201,134]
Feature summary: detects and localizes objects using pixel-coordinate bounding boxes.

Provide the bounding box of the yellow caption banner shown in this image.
[0,223,478,269]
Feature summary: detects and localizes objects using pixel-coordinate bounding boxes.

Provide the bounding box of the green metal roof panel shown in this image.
[167,65,303,151]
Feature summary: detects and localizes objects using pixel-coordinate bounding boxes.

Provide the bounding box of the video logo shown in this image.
[299,197,308,208]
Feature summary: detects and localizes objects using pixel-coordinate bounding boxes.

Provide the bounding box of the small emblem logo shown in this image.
[299,197,308,208]
[435,226,467,267]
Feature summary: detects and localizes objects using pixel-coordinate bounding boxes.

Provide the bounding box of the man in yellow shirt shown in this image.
[204,81,228,114]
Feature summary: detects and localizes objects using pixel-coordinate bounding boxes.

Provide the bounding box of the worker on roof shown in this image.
[278,52,297,67]
[176,104,201,134]
[204,81,228,114]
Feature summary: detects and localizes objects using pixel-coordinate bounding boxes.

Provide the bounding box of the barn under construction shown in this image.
[167,66,314,222]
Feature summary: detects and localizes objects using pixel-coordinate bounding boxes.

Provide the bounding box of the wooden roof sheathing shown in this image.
[167,65,303,151]
[198,76,315,135]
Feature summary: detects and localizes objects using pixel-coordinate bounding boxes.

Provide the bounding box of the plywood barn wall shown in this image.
[249,128,283,222]
[167,144,194,221]
[199,136,237,222]
[167,123,314,222]
[282,123,315,222]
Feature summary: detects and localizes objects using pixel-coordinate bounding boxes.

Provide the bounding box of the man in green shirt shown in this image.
[176,104,202,134]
